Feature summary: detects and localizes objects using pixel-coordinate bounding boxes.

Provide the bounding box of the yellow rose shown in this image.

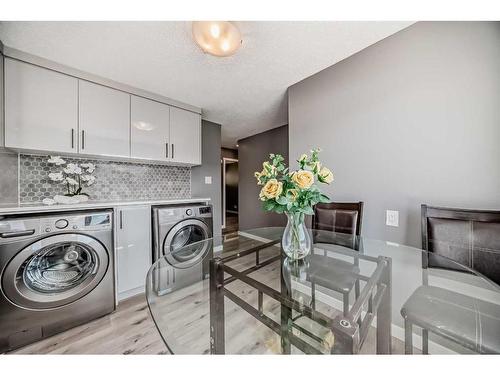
[260,179,283,200]
[292,170,314,189]
[298,154,308,163]
[318,167,334,184]
[287,189,299,202]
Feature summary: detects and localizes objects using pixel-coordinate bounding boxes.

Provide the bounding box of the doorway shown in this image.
[222,157,239,235]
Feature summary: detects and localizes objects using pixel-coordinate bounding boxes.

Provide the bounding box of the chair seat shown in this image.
[401,285,500,353]
[309,255,359,294]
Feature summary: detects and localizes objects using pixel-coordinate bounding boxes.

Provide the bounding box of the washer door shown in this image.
[2,233,109,310]
[163,219,210,268]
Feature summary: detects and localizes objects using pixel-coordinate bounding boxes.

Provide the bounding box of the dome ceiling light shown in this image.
[192,21,242,57]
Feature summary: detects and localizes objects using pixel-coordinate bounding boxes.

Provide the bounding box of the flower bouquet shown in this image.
[45,156,96,205]
[255,148,333,259]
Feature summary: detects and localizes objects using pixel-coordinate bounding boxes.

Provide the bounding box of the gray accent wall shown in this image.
[192,120,222,237]
[238,125,289,230]
[289,22,500,247]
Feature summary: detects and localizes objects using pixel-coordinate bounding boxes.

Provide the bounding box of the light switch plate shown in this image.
[205,176,212,184]
[386,210,399,227]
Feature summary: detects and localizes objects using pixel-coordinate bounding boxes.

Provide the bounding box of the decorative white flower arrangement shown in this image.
[47,156,96,198]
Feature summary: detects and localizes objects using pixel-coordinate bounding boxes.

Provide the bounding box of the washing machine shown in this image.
[152,203,213,294]
[0,209,115,353]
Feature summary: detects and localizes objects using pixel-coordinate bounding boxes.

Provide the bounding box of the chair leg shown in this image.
[404,320,413,354]
[422,329,429,354]
[342,292,349,316]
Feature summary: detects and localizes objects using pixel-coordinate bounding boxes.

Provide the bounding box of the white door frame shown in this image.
[222,157,238,229]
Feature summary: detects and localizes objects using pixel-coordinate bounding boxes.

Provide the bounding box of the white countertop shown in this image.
[0,198,211,215]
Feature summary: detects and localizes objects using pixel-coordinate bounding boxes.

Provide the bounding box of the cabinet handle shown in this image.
[166,143,168,158]
[119,210,123,229]
[171,143,174,159]
[81,130,85,150]
[71,128,75,149]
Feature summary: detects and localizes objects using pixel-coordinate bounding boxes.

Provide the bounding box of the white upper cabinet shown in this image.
[78,81,130,158]
[169,107,202,165]
[4,58,78,153]
[130,96,170,160]
[3,56,202,164]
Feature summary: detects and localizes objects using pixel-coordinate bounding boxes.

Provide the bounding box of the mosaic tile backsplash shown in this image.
[19,154,191,204]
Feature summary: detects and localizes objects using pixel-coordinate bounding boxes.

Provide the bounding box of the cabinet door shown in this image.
[79,81,130,158]
[4,58,78,153]
[130,96,170,160]
[116,205,151,299]
[169,107,202,165]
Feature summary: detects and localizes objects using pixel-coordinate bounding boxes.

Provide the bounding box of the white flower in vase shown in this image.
[48,172,64,182]
[63,163,82,175]
[46,155,97,202]
[47,156,66,166]
[80,163,95,173]
[81,174,96,186]
[65,177,79,186]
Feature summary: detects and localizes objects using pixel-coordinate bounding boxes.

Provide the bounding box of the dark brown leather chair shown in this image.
[309,202,364,316]
[401,205,500,354]
[312,202,364,236]
[422,205,500,284]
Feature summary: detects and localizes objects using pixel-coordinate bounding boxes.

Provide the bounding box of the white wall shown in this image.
[288,22,500,247]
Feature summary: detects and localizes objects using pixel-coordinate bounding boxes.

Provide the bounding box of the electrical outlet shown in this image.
[386,210,399,227]
[205,176,212,184]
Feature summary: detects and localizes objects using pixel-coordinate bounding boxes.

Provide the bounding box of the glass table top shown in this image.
[146,228,500,354]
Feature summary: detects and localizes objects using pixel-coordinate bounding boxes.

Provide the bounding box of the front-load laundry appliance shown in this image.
[152,203,213,294]
[0,209,115,353]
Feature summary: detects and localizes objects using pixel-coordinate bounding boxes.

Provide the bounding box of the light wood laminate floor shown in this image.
[10,243,413,355]
[11,294,168,355]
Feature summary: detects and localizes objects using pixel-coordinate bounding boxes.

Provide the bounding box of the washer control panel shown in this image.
[0,211,112,243]
[40,212,112,233]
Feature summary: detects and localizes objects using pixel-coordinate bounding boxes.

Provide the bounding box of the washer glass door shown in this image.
[22,241,96,293]
[2,233,109,310]
[163,219,210,268]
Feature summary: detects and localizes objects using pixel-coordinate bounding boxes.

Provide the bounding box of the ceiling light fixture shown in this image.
[192,21,242,57]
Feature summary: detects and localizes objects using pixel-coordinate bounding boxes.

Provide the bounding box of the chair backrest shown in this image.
[421,204,500,285]
[312,202,364,236]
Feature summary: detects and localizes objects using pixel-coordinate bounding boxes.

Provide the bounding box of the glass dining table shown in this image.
[146,227,500,354]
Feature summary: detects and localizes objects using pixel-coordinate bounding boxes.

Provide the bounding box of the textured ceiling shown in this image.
[0,21,412,147]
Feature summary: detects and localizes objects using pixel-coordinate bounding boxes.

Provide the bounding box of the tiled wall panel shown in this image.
[19,154,190,203]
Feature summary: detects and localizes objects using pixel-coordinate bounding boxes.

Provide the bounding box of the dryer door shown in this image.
[2,233,109,310]
[163,219,210,268]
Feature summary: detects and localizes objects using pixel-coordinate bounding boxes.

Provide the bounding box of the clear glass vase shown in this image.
[282,212,312,260]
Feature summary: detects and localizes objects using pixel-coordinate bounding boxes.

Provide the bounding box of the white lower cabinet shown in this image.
[115,205,152,301]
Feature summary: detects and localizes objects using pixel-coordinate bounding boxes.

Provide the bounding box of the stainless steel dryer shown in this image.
[152,203,213,264]
[0,210,115,353]
[152,204,213,295]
